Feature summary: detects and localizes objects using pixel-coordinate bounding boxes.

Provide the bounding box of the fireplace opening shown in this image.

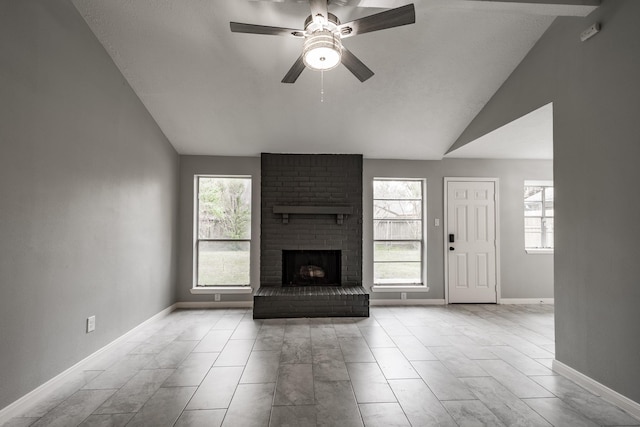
[282,250,341,286]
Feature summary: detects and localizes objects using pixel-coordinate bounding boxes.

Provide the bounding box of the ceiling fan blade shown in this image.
[230,22,304,37]
[341,48,374,82]
[338,3,415,39]
[309,0,329,22]
[282,55,306,83]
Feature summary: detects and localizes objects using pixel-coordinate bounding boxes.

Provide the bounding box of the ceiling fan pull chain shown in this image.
[321,70,324,103]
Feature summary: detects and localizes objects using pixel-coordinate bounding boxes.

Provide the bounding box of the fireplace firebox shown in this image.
[282,250,341,286]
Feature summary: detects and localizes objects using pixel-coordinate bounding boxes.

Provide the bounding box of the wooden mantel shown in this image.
[273,205,353,224]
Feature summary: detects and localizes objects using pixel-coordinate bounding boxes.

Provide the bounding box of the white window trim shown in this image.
[371,177,427,291]
[193,174,253,289]
[524,179,554,253]
[525,248,554,255]
[190,286,253,295]
[371,285,430,293]
[525,180,553,187]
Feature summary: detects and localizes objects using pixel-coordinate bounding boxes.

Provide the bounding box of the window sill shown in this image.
[190,286,253,295]
[371,285,430,293]
[525,248,554,255]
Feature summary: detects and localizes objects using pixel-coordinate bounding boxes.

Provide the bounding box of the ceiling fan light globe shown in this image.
[304,46,341,70]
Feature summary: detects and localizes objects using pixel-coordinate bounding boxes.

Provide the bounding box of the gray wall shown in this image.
[177,155,552,302]
[0,0,179,410]
[177,156,260,303]
[364,158,554,301]
[448,0,640,403]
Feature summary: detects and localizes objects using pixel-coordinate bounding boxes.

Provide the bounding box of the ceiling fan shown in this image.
[230,0,416,83]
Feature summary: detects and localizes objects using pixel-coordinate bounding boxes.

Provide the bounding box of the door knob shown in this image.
[449,246,455,251]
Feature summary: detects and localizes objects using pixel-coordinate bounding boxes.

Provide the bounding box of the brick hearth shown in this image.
[253,286,369,319]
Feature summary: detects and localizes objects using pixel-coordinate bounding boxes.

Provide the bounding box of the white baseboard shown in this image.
[370,299,446,306]
[0,304,177,424]
[552,359,640,421]
[500,298,554,304]
[175,301,253,309]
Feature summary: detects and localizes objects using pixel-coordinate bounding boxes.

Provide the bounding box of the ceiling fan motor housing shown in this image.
[302,13,343,71]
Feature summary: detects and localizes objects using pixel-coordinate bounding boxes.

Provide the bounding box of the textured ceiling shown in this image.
[70,0,597,159]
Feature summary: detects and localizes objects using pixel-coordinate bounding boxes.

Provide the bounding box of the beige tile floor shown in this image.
[4,304,639,427]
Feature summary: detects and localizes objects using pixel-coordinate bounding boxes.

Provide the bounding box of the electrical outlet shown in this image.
[214,293,221,302]
[86,316,96,333]
[401,292,407,300]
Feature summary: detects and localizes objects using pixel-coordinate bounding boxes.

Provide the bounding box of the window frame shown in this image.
[192,174,253,292]
[524,180,554,254]
[371,177,428,292]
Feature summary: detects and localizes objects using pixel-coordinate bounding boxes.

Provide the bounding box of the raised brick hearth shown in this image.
[253,286,369,319]
[255,153,369,318]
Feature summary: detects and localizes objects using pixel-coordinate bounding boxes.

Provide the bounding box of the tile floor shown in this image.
[4,304,640,427]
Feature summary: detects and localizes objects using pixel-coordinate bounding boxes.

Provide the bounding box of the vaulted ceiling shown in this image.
[71,0,598,159]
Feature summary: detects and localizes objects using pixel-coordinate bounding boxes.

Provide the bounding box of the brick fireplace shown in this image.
[254,153,368,318]
[260,153,363,286]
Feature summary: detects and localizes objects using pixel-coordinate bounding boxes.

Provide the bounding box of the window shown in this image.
[524,181,554,252]
[195,176,251,286]
[373,178,425,285]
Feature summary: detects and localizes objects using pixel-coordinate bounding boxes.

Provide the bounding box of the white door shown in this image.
[446,180,497,303]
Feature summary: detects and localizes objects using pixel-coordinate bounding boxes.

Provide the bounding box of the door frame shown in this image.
[443,177,501,304]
